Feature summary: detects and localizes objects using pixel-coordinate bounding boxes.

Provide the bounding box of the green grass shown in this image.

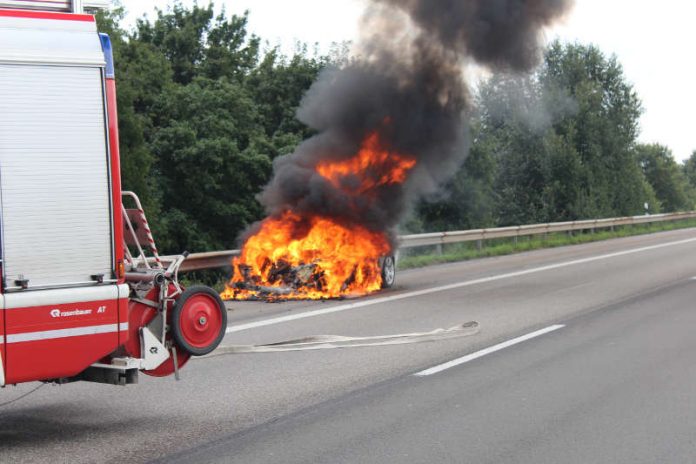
[397,218,696,270]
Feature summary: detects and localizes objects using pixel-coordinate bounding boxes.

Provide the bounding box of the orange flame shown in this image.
[222,131,415,300]
[220,211,391,300]
[317,132,416,195]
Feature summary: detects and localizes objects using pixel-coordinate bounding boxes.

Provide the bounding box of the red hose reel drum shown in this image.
[124,285,227,377]
[171,286,228,357]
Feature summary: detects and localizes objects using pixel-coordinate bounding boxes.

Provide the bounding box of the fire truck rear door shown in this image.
[0,14,113,290]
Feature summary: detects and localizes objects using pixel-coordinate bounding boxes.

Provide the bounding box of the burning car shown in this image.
[222,251,396,301]
[221,131,407,302]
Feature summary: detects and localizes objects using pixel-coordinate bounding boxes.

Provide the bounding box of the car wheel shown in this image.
[381,255,396,289]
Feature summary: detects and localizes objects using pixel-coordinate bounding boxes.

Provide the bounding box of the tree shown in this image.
[478,73,560,225]
[416,119,498,231]
[417,41,660,231]
[150,77,272,251]
[540,42,652,218]
[135,3,213,85]
[245,48,324,146]
[203,11,260,81]
[135,3,260,85]
[636,144,695,212]
[682,150,696,190]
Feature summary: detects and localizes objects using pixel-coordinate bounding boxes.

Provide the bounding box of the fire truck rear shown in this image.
[0,0,228,387]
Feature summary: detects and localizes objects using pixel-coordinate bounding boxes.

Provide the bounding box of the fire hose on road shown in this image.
[203,321,479,356]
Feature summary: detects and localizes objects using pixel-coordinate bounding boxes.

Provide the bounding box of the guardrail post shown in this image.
[435,244,443,255]
[476,239,483,251]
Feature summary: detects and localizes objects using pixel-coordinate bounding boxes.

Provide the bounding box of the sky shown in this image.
[120,0,696,162]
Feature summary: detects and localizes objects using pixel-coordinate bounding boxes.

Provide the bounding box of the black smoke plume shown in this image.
[252,0,573,243]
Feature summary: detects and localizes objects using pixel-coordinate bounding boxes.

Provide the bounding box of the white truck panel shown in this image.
[0,13,104,66]
[0,64,113,290]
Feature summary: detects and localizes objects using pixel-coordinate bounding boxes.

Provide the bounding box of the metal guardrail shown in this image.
[169,211,696,272]
[398,211,696,247]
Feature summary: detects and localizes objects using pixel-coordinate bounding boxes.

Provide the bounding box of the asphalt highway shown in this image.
[2,228,696,463]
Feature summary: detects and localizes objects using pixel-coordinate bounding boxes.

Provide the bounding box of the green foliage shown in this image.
[542,42,650,218]
[418,41,673,233]
[636,144,695,212]
[151,77,272,250]
[416,121,498,231]
[246,49,324,143]
[682,151,696,190]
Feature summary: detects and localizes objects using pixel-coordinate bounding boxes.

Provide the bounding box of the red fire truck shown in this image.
[0,0,228,387]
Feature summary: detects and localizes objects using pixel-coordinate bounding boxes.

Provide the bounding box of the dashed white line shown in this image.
[226,237,696,334]
[414,324,566,376]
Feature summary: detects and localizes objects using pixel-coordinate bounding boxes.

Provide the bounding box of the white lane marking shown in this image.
[226,237,696,334]
[414,324,566,376]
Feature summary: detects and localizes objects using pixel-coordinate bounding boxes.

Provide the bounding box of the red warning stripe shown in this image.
[0,9,94,21]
